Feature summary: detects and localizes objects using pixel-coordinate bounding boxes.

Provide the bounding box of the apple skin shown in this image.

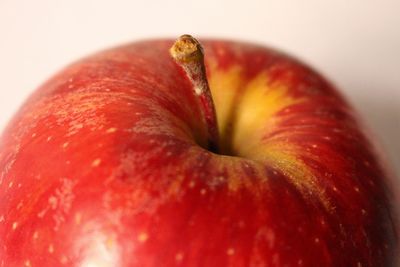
[0,39,397,267]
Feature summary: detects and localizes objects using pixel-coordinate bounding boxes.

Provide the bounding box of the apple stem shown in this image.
[170,35,219,152]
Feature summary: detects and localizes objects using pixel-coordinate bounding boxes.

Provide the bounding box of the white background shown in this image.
[0,0,399,178]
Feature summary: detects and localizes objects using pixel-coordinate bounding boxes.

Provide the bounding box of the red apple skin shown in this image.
[0,39,398,267]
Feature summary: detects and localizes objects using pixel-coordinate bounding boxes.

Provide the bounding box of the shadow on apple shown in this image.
[349,83,400,216]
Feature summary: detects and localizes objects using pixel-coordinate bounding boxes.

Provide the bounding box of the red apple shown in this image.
[0,35,398,266]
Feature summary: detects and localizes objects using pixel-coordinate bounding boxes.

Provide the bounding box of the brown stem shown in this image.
[170,34,219,152]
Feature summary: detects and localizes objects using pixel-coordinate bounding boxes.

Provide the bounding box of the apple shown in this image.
[0,35,398,266]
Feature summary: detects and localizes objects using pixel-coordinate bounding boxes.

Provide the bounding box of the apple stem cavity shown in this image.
[170,34,220,153]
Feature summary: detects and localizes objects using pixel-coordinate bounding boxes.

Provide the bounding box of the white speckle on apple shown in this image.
[17,201,23,210]
[137,232,148,243]
[175,252,184,262]
[106,127,117,133]
[60,255,68,264]
[226,248,235,256]
[357,262,362,267]
[8,181,13,188]
[24,260,31,267]
[75,213,82,225]
[49,196,58,209]
[166,151,172,156]
[314,237,320,244]
[18,183,22,188]
[66,160,71,165]
[272,252,280,264]
[51,178,77,230]
[31,133,37,138]
[37,209,47,218]
[12,221,18,230]
[311,144,318,148]
[0,215,4,223]
[32,231,39,240]
[47,136,53,142]
[188,181,196,188]
[361,209,367,215]
[49,244,54,254]
[354,187,360,193]
[323,136,331,141]
[332,186,338,192]
[92,158,102,167]
[194,86,202,95]
[298,259,304,266]
[200,188,207,195]
[67,122,84,136]
[261,227,276,248]
[216,47,226,56]
[62,142,69,149]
